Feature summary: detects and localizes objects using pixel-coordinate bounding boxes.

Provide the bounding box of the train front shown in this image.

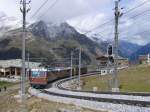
[29,68,48,88]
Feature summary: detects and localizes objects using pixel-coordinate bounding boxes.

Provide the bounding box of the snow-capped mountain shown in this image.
[30,21,78,39]
[0,20,105,64]
[0,17,143,61]
[67,13,150,46]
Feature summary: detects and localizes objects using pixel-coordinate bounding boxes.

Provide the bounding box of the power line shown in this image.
[28,0,59,32]
[119,8,150,35]
[120,29,150,42]
[128,8,150,19]
[114,1,150,34]
[38,0,59,19]
[123,0,150,15]
[120,14,150,37]
[119,0,150,33]
[31,0,49,18]
[133,29,150,35]
[97,22,114,37]
[121,28,150,38]
[84,0,150,35]
[93,2,150,38]
[103,9,150,38]
[84,19,114,35]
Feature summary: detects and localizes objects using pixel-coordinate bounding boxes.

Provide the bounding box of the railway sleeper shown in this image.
[40,90,150,107]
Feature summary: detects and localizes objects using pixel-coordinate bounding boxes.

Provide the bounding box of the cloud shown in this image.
[0,0,150,45]
[68,0,150,45]
[35,0,112,23]
[122,35,150,45]
[67,13,106,32]
[0,12,21,29]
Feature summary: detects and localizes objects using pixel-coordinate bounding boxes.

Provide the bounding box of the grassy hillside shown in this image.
[81,65,150,92]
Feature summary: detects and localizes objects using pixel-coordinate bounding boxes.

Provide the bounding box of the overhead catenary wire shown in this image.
[84,19,114,35]
[93,1,150,39]
[119,7,150,35]
[31,0,49,18]
[30,0,150,37]
[84,0,150,35]
[29,0,150,42]
[96,21,114,37]
[123,0,150,15]
[30,0,59,22]
[121,28,150,38]
[128,8,150,19]
[120,29,150,43]
[99,10,150,39]
[93,1,150,45]
[28,0,59,33]
[38,0,59,19]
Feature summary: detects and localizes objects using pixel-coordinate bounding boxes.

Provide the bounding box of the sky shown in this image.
[0,0,150,45]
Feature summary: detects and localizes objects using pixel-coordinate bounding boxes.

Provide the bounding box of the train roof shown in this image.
[31,67,71,72]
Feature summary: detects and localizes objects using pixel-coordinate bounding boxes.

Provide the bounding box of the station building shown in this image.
[0,59,41,79]
[138,54,150,65]
[96,55,129,75]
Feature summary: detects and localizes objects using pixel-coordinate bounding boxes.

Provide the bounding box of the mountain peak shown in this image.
[29,20,50,39]
[29,21,79,40]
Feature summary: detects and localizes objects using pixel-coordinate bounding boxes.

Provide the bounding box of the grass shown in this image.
[81,64,150,92]
[0,81,15,88]
[0,90,106,112]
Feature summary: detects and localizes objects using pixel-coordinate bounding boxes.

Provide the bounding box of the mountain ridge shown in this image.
[130,43,150,60]
[0,21,105,65]
[0,20,146,63]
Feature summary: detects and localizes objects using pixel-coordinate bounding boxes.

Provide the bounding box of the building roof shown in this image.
[0,59,41,69]
[96,55,128,61]
[96,56,108,60]
[138,55,149,60]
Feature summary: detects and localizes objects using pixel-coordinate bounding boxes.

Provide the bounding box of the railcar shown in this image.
[29,67,87,88]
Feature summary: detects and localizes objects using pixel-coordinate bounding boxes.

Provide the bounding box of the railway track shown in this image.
[40,89,150,107]
[39,71,150,108]
[54,71,150,97]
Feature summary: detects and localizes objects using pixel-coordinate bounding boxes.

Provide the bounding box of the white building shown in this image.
[96,55,128,76]
[139,54,150,65]
[0,59,42,79]
[148,54,150,65]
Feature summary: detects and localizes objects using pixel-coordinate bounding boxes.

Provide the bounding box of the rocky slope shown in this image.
[0,21,106,65]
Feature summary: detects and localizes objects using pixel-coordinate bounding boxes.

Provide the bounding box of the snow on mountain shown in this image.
[67,13,150,46]
[67,13,108,43]
[30,21,79,40]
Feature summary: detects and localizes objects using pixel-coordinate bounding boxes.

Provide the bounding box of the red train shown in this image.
[29,67,87,88]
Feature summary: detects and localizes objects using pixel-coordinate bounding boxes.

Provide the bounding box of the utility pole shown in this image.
[78,47,81,90]
[20,0,31,106]
[107,44,113,70]
[70,51,73,79]
[112,0,122,92]
[148,54,150,65]
[27,52,30,80]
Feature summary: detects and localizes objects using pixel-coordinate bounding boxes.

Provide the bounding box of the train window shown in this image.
[31,71,46,77]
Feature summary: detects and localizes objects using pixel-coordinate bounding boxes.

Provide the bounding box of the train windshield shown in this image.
[31,71,47,77]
